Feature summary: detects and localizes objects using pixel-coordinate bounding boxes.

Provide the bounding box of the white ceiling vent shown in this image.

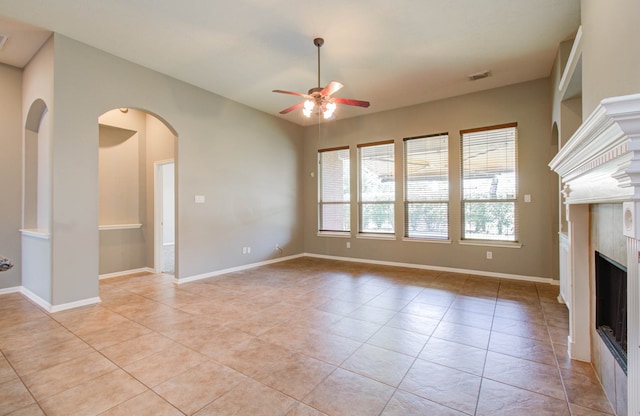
[0,34,8,50]
[468,70,492,81]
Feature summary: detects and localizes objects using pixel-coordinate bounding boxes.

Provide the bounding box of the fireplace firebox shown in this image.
[595,251,627,373]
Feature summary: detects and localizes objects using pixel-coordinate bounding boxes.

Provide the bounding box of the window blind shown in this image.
[318,147,350,232]
[358,141,395,234]
[460,123,517,241]
[404,133,449,239]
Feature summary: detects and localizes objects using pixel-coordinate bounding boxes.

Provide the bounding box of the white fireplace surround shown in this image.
[549,93,640,416]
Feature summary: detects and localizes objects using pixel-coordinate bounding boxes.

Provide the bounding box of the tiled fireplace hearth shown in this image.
[550,93,640,416]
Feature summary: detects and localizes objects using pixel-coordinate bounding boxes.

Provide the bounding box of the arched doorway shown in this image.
[97,108,177,278]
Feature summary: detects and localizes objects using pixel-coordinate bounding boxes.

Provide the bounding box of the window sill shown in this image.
[458,240,522,249]
[357,233,396,241]
[402,237,452,244]
[317,231,351,238]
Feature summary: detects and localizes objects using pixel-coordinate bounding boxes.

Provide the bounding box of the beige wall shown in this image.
[21,33,305,305]
[303,78,557,280]
[0,63,23,290]
[581,0,640,116]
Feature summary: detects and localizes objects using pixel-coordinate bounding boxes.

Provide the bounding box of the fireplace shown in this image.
[595,251,627,373]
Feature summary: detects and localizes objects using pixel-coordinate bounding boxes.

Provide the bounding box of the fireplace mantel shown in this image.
[549,93,640,416]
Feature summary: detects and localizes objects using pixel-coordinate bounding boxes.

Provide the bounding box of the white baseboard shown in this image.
[17,286,101,313]
[303,253,559,285]
[0,286,21,295]
[177,253,305,284]
[99,267,155,280]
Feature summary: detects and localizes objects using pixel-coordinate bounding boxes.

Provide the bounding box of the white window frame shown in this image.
[318,146,351,233]
[460,123,518,243]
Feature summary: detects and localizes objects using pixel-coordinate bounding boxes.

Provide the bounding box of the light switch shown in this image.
[195,195,205,204]
[524,194,531,203]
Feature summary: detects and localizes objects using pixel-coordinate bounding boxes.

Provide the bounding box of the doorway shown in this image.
[155,161,175,274]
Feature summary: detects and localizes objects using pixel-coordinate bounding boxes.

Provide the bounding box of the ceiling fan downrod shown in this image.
[314,37,324,89]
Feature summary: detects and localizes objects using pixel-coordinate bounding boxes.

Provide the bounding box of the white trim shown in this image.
[15,286,101,312]
[356,233,396,241]
[458,240,523,249]
[99,267,154,280]
[558,26,582,94]
[0,286,21,295]
[317,232,351,238]
[49,296,102,313]
[98,224,142,231]
[19,286,52,311]
[402,237,452,244]
[176,254,305,284]
[163,242,175,247]
[19,229,50,239]
[304,253,557,285]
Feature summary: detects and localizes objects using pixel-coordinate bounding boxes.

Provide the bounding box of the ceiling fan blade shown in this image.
[321,81,343,97]
[333,97,371,108]
[279,102,305,114]
[272,89,310,98]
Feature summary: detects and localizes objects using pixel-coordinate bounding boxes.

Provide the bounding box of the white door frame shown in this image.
[154,159,175,274]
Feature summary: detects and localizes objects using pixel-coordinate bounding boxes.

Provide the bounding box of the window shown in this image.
[461,123,517,242]
[318,146,350,232]
[358,140,395,234]
[404,133,449,239]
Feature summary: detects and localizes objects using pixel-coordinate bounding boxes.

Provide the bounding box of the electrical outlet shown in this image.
[346,242,351,249]
[486,251,493,260]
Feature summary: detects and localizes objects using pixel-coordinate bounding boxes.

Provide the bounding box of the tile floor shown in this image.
[0,257,616,415]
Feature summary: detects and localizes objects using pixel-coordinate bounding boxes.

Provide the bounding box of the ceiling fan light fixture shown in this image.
[303,99,315,117]
[323,102,336,119]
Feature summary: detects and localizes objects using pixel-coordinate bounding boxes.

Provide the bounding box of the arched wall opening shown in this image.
[98,108,178,278]
[21,98,52,304]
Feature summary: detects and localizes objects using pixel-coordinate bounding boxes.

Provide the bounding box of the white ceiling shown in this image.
[0,1,580,126]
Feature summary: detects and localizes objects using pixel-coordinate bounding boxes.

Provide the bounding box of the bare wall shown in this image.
[303,78,556,280]
[0,63,23,289]
[45,34,304,305]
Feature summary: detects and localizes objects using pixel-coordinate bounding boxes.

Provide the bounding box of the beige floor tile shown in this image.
[442,307,494,330]
[254,352,335,400]
[6,336,94,376]
[0,354,17,384]
[491,316,551,342]
[419,337,487,376]
[401,301,449,320]
[432,320,491,349]
[347,304,398,325]
[297,330,362,365]
[326,316,382,342]
[303,368,395,416]
[381,390,467,415]
[568,403,616,415]
[476,379,570,415]
[399,359,481,414]
[195,378,297,416]
[124,343,207,387]
[385,312,439,336]
[489,331,556,366]
[483,351,565,400]
[561,367,615,414]
[341,343,414,386]
[213,337,293,376]
[21,351,117,400]
[0,378,36,415]
[6,403,46,416]
[153,359,246,414]
[99,332,177,367]
[38,369,146,416]
[99,390,182,416]
[79,320,151,349]
[285,402,328,416]
[0,258,617,416]
[367,326,429,356]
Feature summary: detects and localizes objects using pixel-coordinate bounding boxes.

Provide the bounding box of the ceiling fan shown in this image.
[273,37,370,119]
